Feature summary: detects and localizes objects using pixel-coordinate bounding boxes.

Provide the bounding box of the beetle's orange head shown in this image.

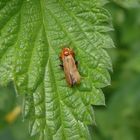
[60,48,75,60]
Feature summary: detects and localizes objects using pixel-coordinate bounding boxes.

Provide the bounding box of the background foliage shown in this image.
[0,0,140,140]
[93,1,140,140]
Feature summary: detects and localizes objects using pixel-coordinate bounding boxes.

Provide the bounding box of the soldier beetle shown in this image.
[59,48,80,86]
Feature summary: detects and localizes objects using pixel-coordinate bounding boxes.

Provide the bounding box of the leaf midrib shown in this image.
[39,0,66,138]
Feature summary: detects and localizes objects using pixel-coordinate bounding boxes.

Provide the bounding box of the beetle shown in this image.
[59,47,80,86]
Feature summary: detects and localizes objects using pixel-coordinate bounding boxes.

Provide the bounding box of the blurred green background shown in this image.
[0,1,140,140]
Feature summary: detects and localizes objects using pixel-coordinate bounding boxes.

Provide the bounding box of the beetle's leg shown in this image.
[59,64,64,69]
[59,56,62,60]
[75,61,78,67]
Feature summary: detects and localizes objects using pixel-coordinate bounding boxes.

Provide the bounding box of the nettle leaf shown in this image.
[0,0,114,139]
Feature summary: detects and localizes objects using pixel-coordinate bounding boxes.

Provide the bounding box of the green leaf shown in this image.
[112,0,140,8]
[0,0,114,139]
